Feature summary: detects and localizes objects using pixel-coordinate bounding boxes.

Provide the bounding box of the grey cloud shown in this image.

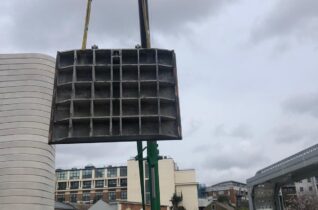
[213,124,253,139]
[213,124,227,137]
[283,93,318,118]
[56,143,135,169]
[1,0,235,52]
[274,94,318,144]
[273,124,318,144]
[231,124,253,139]
[274,125,305,143]
[250,0,318,43]
[149,0,235,33]
[192,144,211,154]
[183,118,201,138]
[203,147,267,170]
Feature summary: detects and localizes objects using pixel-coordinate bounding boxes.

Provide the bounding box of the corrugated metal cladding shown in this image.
[0,54,55,210]
[50,49,182,144]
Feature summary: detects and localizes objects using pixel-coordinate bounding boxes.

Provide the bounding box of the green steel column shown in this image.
[137,142,146,210]
[147,141,161,210]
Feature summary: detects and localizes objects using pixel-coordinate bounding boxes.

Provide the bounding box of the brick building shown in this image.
[206,181,248,207]
[55,157,198,210]
[55,165,127,204]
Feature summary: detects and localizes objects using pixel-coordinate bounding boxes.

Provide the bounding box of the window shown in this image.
[145,162,149,178]
[300,187,304,192]
[95,180,104,188]
[70,192,77,203]
[70,181,79,189]
[107,168,117,177]
[120,167,127,176]
[95,168,105,178]
[120,179,127,187]
[83,181,91,189]
[83,191,90,202]
[309,186,313,191]
[145,179,150,204]
[108,191,116,202]
[57,193,65,202]
[145,180,150,193]
[94,191,103,203]
[108,179,117,187]
[57,171,67,180]
[82,169,92,179]
[120,191,127,200]
[307,178,312,183]
[69,170,80,179]
[58,182,67,190]
[145,192,150,204]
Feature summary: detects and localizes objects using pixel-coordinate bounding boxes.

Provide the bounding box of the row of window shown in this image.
[57,167,127,180]
[56,191,127,203]
[297,178,313,183]
[57,179,127,190]
[299,186,315,192]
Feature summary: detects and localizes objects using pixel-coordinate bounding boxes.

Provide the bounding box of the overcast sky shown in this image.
[1,0,318,186]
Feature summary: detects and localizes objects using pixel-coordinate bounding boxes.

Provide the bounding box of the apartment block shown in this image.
[55,157,199,210]
[55,165,127,204]
[295,176,318,196]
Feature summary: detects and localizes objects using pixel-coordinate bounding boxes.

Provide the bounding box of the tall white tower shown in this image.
[0,54,55,210]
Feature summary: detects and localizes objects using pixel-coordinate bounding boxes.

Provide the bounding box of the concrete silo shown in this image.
[0,54,55,210]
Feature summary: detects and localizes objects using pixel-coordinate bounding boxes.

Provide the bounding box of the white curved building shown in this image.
[0,54,55,210]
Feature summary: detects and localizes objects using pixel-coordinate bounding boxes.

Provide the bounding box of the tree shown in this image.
[284,194,318,210]
[217,195,230,204]
[170,192,183,210]
[237,200,249,210]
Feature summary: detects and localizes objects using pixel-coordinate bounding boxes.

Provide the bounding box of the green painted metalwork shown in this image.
[137,142,146,210]
[147,141,161,210]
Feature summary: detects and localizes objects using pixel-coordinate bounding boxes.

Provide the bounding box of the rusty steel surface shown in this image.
[49,48,182,144]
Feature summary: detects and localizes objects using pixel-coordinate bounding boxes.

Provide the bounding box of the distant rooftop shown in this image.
[211,180,246,187]
[206,180,247,192]
[56,164,127,171]
[88,200,117,210]
[55,201,75,210]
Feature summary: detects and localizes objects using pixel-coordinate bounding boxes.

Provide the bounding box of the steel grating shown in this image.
[49,49,182,144]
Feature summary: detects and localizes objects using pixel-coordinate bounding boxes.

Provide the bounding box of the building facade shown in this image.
[295,176,318,196]
[55,165,128,204]
[0,54,56,210]
[55,157,199,210]
[127,157,199,210]
[206,181,248,207]
[280,177,318,209]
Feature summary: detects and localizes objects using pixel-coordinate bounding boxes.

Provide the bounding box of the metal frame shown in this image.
[49,48,181,144]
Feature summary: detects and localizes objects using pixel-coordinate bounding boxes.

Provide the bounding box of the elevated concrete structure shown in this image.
[247,143,318,210]
[0,54,55,210]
